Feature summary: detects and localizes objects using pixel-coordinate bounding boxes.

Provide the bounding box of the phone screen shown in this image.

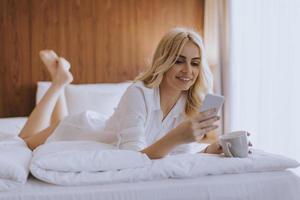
[199,94,225,115]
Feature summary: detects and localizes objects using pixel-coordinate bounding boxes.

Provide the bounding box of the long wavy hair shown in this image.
[135,27,213,117]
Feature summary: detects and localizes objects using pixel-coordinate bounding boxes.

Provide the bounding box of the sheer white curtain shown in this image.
[204,0,231,135]
[229,0,300,162]
[205,0,300,173]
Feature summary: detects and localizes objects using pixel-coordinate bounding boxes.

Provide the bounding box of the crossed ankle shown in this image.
[50,82,68,91]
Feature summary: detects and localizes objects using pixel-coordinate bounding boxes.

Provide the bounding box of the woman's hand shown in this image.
[204,132,253,154]
[202,142,223,154]
[141,108,220,159]
[175,108,220,144]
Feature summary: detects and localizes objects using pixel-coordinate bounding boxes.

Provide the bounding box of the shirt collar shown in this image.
[153,86,186,118]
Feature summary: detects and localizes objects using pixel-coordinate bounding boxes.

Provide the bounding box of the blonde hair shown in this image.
[135,27,213,117]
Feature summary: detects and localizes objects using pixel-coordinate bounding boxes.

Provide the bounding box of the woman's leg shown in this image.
[51,88,69,125]
[19,52,73,149]
[40,50,69,126]
[19,83,67,139]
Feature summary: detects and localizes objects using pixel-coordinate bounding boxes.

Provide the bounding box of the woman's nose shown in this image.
[182,63,193,73]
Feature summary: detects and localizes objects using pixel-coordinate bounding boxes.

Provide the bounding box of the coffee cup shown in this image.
[219,131,249,158]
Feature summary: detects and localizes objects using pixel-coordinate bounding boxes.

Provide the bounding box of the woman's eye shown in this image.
[175,60,184,64]
[192,63,200,66]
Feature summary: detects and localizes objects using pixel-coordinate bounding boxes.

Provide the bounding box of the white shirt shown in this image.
[49,81,206,154]
[104,81,205,154]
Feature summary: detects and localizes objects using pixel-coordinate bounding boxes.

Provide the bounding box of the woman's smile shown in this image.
[175,75,193,83]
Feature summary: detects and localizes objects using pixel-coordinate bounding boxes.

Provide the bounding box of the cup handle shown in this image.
[225,142,234,157]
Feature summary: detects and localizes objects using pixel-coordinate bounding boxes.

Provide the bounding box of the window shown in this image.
[229,0,300,173]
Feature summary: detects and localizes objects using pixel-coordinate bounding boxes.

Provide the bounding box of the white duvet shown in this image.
[30,140,300,186]
[0,134,32,191]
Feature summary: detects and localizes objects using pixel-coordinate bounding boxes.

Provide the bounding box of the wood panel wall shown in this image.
[0,0,205,117]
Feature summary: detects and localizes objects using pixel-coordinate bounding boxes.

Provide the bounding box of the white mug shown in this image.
[219,131,249,158]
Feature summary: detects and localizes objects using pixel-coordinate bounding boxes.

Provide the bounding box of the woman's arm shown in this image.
[141,110,220,159]
[140,124,187,159]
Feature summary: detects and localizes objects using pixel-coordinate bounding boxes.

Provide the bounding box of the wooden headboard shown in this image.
[0,0,205,117]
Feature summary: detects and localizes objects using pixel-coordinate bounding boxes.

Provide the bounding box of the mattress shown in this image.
[0,171,299,200]
[1,117,300,200]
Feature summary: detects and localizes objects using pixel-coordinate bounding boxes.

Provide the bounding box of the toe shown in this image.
[39,50,58,63]
[49,50,58,59]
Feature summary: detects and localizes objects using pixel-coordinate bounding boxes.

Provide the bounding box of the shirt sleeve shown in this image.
[114,85,148,151]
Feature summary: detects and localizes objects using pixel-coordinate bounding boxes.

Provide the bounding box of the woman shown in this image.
[19,28,224,159]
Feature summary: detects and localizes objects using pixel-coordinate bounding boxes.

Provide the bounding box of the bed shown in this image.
[0,171,299,200]
[0,83,300,200]
[1,117,300,200]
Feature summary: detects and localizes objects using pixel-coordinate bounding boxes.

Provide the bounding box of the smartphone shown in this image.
[199,93,225,116]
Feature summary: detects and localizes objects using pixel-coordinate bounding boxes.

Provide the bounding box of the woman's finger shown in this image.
[193,125,218,138]
[196,108,216,121]
[199,116,220,127]
[217,143,222,150]
[203,125,219,132]
[193,116,220,129]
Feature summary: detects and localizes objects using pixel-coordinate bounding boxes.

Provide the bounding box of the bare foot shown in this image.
[52,57,73,87]
[39,50,59,79]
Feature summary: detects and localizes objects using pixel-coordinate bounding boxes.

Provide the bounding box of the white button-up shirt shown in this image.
[49,81,207,154]
[104,81,205,154]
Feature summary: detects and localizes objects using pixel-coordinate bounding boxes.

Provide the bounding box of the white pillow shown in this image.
[32,141,151,172]
[65,82,131,116]
[36,81,131,117]
[0,117,27,136]
[0,136,32,191]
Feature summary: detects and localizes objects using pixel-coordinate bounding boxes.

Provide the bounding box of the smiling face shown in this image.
[161,41,201,93]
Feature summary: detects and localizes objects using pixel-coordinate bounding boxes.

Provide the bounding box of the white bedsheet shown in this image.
[0,171,300,200]
[30,140,299,186]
